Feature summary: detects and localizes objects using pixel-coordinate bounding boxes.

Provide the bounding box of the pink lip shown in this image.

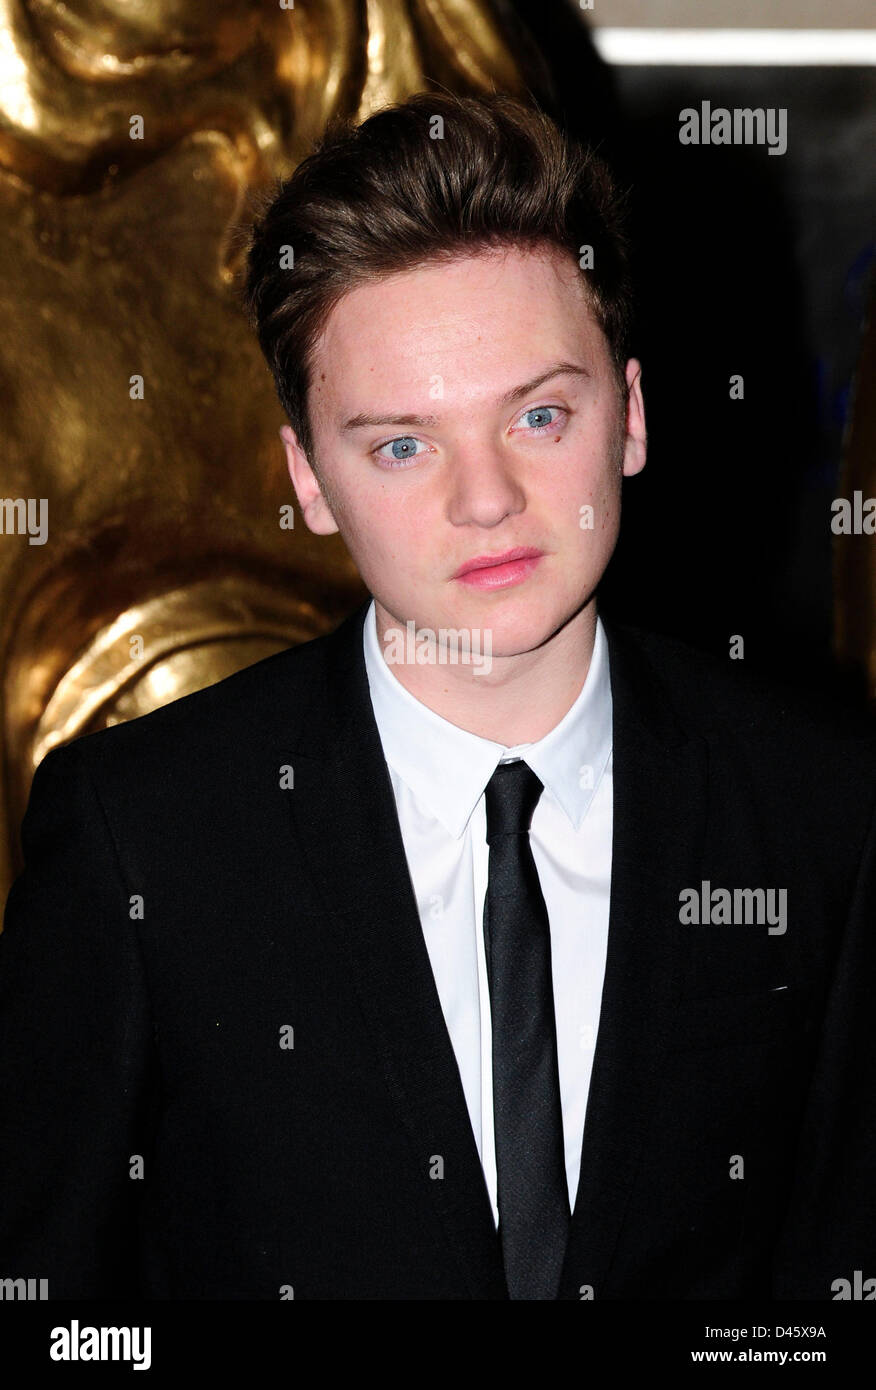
[453,546,544,589]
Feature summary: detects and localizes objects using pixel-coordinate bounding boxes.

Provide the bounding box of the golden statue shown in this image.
[0,0,551,902]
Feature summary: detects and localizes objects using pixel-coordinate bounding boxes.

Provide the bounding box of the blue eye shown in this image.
[373,435,426,465]
[522,405,562,430]
[371,404,567,467]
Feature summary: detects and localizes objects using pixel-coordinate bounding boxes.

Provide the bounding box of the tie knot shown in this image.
[484,760,544,842]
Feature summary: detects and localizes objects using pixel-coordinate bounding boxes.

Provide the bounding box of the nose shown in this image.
[445,439,527,529]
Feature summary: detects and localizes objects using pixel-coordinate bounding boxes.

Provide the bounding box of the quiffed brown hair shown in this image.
[242,91,633,463]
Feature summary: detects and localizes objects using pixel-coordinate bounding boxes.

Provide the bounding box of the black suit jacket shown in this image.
[2,601,875,1300]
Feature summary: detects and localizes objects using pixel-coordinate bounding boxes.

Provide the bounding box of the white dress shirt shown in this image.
[362,600,613,1225]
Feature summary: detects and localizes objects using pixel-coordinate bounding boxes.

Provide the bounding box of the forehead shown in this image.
[308,244,608,424]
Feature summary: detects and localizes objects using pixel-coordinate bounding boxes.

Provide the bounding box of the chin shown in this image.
[467,606,567,657]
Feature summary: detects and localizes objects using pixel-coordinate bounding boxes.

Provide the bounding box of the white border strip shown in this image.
[591,28,876,66]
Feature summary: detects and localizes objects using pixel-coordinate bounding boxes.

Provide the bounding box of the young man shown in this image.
[1,92,875,1301]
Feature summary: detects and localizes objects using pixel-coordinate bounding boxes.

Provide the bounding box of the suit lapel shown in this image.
[279,601,508,1299]
[557,614,709,1298]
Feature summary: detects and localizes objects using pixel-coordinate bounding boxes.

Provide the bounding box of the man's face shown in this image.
[281,243,646,660]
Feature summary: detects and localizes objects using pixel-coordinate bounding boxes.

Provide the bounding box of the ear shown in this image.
[621,358,647,478]
[279,425,339,536]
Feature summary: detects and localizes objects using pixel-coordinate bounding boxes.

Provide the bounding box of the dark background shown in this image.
[507,3,875,703]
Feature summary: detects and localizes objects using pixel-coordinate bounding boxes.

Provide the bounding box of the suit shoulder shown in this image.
[622,622,876,758]
[53,627,335,777]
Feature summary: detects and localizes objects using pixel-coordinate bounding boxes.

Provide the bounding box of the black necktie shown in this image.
[483,759,570,1300]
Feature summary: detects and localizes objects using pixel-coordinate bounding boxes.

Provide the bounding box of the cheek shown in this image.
[593,477,623,538]
[560,468,622,552]
[548,441,621,531]
[335,485,420,571]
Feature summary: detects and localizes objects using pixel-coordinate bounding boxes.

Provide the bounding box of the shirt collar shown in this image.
[362,599,613,838]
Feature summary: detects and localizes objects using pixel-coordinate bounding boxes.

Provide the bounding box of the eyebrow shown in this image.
[339,361,591,433]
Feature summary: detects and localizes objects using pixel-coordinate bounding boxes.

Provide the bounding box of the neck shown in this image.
[373,598,598,745]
